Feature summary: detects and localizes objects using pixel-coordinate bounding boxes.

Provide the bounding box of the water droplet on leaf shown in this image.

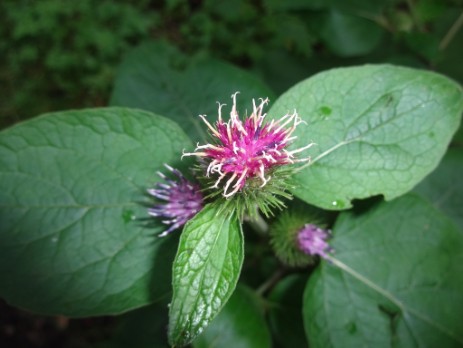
[331,200,345,208]
[122,209,135,223]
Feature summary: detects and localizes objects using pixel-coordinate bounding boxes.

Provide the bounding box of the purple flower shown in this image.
[148,164,203,237]
[183,92,313,198]
[297,224,332,259]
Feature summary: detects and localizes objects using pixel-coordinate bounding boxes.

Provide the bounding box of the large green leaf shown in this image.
[193,285,271,348]
[168,204,244,347]
[269,65,463,210]
[304,194,463,347]
[414,148,463,231]
[110,41,275,142]
[0,107,192,316]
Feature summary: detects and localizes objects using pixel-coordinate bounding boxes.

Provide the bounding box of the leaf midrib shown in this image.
[172,209,230,337]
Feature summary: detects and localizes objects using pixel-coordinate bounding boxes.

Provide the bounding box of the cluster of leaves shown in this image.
[0,0,157,126]
[1,42,463,347]
[2,0,462,129]
[1,0,463,347]
[139,0,463,94]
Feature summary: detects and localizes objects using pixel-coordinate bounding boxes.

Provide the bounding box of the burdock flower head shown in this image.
[148,164,204,237]
[297,224,332,259]
[183,92,313,217]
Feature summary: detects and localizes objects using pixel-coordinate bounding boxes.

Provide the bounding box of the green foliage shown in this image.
[109,302,170,348]
[0,107,192,316]
[311,9,385,57]
[109,41,275,142]
[168,204,244,347]
[304,194,463,347]
[414,148,463,230]
[1,1,463,347]
[193,285,271,348]
[268,274,308,348]
[269,65,463,210]
[3,0,463,127]
[0,0,157,126]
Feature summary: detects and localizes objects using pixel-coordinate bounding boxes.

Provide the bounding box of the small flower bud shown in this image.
[297,224,332,259]
[270,210,332,266]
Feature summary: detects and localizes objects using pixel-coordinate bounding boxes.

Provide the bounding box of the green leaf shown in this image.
[110,41,275,142]
[269,65,463,210]
[254,50,314,95]
[0,107,192,316]
[193,285,271,348]
[110,303,170,348]
[268,275,308,348]
[168,204,244,347]
[414,148,463,231]
[314,9,384,57]
[329,0,392,16]
[304,194,463,347]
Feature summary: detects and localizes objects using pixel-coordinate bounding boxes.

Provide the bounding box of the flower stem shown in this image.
[245,207,269,236]
[439,11,463,51]
[256,266,287,296]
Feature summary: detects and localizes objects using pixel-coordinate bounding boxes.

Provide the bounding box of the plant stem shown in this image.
[406,0,424,32]
[245,208,269,236]
[439,11,463,51]
[256,267,287,296]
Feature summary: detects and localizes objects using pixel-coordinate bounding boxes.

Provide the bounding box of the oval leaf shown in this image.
[414,148,463,231]
[193,285,271,348]
[0,107,192,316]
[304,194,463,347]
[269,65,463,210]
[110,41,275,142]
[168,204,244,347]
